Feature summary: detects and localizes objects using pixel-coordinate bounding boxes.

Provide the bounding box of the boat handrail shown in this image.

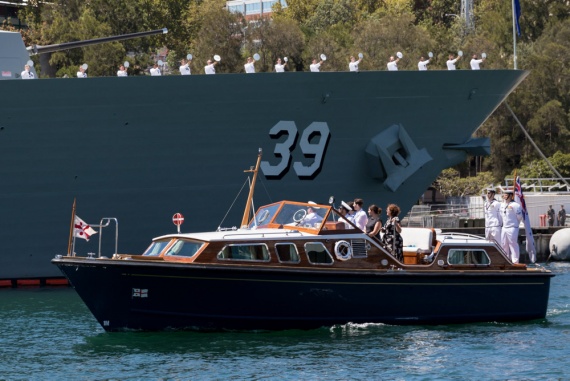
[97,218,118,257]
[222,230,302,239]
[438,232,486,241]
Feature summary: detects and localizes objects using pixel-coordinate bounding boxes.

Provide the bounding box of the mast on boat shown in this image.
[241,148,262,228]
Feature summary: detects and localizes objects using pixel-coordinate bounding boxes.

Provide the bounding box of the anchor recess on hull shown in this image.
[365,124,432,192]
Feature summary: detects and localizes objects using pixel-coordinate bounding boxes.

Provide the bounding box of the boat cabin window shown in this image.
[164,239,204,258]
[218,244,270,261]
[305,242,334,265]
[275,243,300,263]
[447,249,491,265]
[249,204,281,228]
[143,239,171,256]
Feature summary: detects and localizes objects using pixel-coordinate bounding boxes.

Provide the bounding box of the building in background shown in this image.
[226,0,287,19]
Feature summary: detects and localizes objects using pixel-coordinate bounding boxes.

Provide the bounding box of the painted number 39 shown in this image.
[260,121,330,179]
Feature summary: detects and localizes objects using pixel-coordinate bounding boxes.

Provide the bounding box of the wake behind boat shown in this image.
[52,152,553,331]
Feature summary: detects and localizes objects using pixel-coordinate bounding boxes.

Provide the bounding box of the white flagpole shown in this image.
[512,0,517,69]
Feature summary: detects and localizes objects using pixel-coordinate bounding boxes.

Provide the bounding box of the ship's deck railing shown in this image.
[503,178,570,193]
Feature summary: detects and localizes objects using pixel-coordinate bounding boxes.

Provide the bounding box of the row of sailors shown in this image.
[19,53,486,79]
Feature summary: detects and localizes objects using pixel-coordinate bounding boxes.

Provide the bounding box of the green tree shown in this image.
[245,17,305,72]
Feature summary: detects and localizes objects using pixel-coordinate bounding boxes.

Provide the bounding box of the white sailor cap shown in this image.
[341,201,353,211]
[308,201,320,210]
[485,188,496,193]
[503,188,514,195]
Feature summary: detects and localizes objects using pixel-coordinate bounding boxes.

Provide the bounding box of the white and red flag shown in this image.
[74,215,97,241]
[515,176,536,263]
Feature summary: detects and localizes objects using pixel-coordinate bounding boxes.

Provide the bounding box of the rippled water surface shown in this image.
[1,263,570,380]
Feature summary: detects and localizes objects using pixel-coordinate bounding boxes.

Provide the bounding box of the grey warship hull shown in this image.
[0,70,527,280]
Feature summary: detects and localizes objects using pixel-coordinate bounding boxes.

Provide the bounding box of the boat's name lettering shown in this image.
[261,121,330,179]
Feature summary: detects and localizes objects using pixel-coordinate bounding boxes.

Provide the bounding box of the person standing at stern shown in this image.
[484,188,502,243]
[500,189,523,263]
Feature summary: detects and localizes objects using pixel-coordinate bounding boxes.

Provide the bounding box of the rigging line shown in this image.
[504,102,570,189]
[258,175,273,204]
[217,176,250,230]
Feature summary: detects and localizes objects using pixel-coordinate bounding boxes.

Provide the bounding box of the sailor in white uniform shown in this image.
[77,66,87,78]
[446,53,461,70]
[483,188,502,243]
[244,56,256,73]
[349,55,362,72]
[21,65,35,79]
[204,60,217,75]
[275,58,286,73]
[418,56,430,71]
[470,54,485,70]
[117,65,128,77]
[150,64,161,76]
[309,59,323,72]
[500,189,523,263]
[179,59,191,75]
[387,56,399,71]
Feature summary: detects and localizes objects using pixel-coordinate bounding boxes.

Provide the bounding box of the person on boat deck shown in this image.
[353,198,368,231]
[338,201,352,228]
[310,58,324,72]
[366,205,383,240]
[349,55,362,72]
[345,201,356,225]
[204,59,218,75]
[150,64,161,76]
[381,204,404,262]
[117,65,128,77]
[275,58,287,73]
[180,59,191,75]
[387,56,399,71]
[244,56,257,73]
[470,54,485,70]
[484,188,502,243]
[301,207,323,226]
[418,56,430,71]
[77,66,87,78]
[21,64,35,79]
[446,53,461,70]
[500,190,523,263]
[547,205,555,227]
[559,205,567,227]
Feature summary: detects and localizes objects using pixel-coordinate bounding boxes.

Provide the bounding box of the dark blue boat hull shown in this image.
[53,259,552,331]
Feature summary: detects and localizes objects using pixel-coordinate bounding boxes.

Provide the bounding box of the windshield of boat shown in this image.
[142,239,171,256]
[250,202,333,229]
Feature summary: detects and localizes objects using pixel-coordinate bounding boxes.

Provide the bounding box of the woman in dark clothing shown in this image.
[381,204,403,261]
[366,204,383,240]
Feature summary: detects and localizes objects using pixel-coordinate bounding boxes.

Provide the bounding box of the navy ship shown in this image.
[0,31,528,281]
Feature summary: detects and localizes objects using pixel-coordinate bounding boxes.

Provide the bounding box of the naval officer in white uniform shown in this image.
[483,188,502,243]
[21,64,35,79]
[500,189,523,263]
[349,55,362,72]
[244,56,256,73]
[470,54,485,70]
[179,59,191,75]
[275,58,286,72]
[387,56,399,71]
[309,58,323,72]
[418,56,430,71]
[446,53,461,70]
[204,60,217,75]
